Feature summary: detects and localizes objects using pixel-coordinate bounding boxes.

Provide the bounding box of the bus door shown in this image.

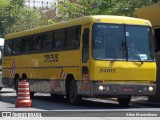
[82,28,90,94]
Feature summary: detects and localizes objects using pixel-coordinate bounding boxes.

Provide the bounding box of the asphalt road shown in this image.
[0,88,160,119]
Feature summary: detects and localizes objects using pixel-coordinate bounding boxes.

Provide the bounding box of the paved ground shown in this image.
[1,88,160,119]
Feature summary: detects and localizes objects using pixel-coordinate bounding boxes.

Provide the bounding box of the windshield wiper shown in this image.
[128,51,143,64]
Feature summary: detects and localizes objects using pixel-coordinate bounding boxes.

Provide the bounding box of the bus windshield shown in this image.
[92,23,154,61]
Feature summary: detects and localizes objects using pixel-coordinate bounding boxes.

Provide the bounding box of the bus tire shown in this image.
[0,87,2,91]
[69,80,82,105]
[118,96,131,106]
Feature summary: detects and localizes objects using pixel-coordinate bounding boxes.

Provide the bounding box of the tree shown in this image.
[54,0,99,22]
[0,0,51,36]
[54,0,155,22]
[0,0,9,7]
[0,0,9,37]
[0,0,158,37]
[98,0,154,16]
[152,0,159,2]
[0,0,25,37]
[10,8,47,33]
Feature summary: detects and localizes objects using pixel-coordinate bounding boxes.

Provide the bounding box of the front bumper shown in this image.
[91,83,156,96]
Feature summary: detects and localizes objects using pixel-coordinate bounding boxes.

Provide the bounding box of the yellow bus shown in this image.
[2,15,156,106]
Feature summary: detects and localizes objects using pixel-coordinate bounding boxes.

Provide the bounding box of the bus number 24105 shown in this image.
[99,68,116,73]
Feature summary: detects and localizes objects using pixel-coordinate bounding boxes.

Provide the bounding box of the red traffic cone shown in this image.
[15,80,32,107]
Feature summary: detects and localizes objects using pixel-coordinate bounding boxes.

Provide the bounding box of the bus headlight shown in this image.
[149,86,154,92]
[99,85,105,91]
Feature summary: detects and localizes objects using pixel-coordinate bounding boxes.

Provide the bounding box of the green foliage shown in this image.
[10,9,42,33]
[0,0,158,37]
[98,0,154,16]
[0,0,9,7]
[0,0,25,37]
[55,0,99,22]
[0,0,50,37]
[55,0,155,22]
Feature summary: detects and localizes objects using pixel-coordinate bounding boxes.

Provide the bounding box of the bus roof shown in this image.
[135,3,160,28]
[5,15,151,40]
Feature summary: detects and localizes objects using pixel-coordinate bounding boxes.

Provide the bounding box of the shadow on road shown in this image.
[1,93,160,110]
[19,95,160,110]
[33,96,123,110]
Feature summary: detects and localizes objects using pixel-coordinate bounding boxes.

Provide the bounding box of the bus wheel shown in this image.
[0,87,2,91]
[69,80,82,105]
[117,96,131,106]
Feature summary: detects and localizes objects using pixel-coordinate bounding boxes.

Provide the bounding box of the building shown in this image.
[135,2,160,103]
[25,0,58,9]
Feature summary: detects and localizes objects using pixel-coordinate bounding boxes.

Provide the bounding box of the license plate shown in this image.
[123,87,133,92]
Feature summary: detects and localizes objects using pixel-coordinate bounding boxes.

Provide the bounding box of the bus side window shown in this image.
[42,32,52,51]
[66,26,80,49]
[22,37,32,53]
[26,37,33,52]
[82,28,89,63]
[54,29,65,49]
[13,39,22,54]
[32,35,42,51]
[21,38,26,52]
[4,40,13,55]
